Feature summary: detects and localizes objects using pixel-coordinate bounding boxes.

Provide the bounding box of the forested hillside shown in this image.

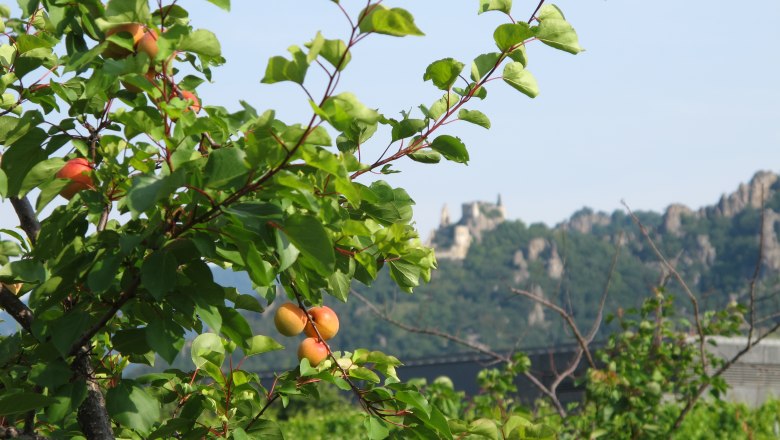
[228,171,780,371]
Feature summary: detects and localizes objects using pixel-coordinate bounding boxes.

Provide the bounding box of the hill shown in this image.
[230,170,780,371]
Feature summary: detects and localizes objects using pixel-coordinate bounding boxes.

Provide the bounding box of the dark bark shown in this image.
[73,348,115,440]
[0,286,33,332]
[5,197,115,439]
[9,196,40,245]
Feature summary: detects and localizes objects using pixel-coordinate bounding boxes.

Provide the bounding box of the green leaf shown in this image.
[360,181,414,225]
[106,380,161,436]
[534,9,582,54]
[421,406,452,437]
[0,168,6,196]
[408,150,441,164]
[141,250,178,300]
[423,58,464,90]
[46,382,87,424]
[320,92,380,133]
[429,135,469,164]
[359,5,424,37]
[328,270,350,302]
[18,157,64,198]
[29,359,71,389]
[306,33,351,71]
[0,258,45,283]
[206,0,230,11]
[204,147,249,189]
[191,332,225,368]
[469,418,500,440]
[0,392,55,415]
[244,335,284,357]
[145,319,184,364]
[478,0,512,14]
[502,61,539,98]
[364,415,390,440]
[349,366,381,383]
[105,0,151,23]
[179,29,221,57]
[391,118,426,142]
[395,390,431,418]
[423,92,458,120]
[245,419,284,440]
[471,52,501,82]
[0,127,47,197]
[87,252,122,292]
[113,328,152,355]
[458,109,491,129]
[126,171,185,214]
[242,242,275,287]
[234,293,264,312]
[219,306,253,348]
[493,23,533,52]
[261,45,309,84]
[389,258,422,291]
[283,214,335,276]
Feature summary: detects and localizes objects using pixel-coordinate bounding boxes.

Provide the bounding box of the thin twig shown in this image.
[350,289,569,417]
[510,288,595,368]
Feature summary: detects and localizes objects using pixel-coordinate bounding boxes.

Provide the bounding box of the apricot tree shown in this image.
[0,0,580,438]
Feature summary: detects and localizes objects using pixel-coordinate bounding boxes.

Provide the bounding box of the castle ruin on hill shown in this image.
[428,195,506,260]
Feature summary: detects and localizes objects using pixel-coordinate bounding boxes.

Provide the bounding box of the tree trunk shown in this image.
[73,348,115,440]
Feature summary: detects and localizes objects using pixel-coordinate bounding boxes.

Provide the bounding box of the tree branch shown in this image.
[0,285,34,332]
[350,289,570,417]
[67,276,140,357]
[510,288,596,369]
[9,196,40,245]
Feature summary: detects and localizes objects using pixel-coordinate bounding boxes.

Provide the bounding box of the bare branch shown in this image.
[622,201,708,370]
[510,287,595,369]
[586,232,623,342]
[350,289,570,417]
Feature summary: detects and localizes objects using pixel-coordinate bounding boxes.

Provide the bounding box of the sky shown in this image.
[1,0,779,240]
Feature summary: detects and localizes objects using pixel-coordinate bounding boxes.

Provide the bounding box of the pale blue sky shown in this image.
[2,1,779,239]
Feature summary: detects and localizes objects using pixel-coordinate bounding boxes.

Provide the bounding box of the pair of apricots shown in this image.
[105,22,200,112]
[274,304,340,366]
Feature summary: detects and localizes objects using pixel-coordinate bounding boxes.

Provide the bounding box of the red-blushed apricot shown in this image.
[274,302,308,336]
[180,90,201,113]
[303,306,340,340]
[56,158,94,199]
[297,337,329,366]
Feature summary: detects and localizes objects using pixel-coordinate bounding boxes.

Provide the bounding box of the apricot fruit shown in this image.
[274,302,308,336]
[137,28,159,60]
[56,158,94,199]
[297,337,329,366]
[180,90,201,113]
[304,306,340,340]
[104,23,145,59]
